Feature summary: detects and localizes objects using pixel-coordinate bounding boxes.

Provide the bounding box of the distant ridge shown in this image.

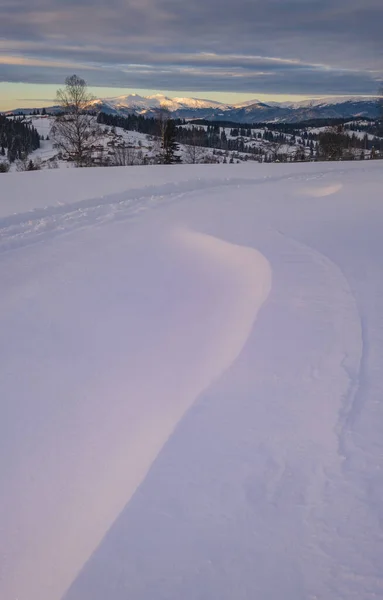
[5,94,380,124]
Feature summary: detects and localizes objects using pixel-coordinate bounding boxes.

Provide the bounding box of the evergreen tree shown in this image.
[0,115,40,162]
[162,119,181,164]
[318,126,347,160]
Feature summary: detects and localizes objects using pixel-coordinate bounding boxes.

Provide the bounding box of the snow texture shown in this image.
[0,161,383,600]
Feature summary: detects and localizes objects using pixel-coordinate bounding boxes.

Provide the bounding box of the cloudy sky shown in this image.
[0,0,382,109]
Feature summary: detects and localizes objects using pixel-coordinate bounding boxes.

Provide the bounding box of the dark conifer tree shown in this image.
[162,120,181,164]
[0,115,40,162]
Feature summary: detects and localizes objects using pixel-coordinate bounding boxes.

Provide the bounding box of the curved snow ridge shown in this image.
[0,225,271,600]
[172,227,272,383]
[62,208,370,600]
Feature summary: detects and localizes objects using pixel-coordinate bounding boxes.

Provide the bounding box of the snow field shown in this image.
[0,160,382,600]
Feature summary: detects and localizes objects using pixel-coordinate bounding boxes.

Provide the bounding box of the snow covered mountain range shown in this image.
[90,94,381,122]
[7,93,380,123]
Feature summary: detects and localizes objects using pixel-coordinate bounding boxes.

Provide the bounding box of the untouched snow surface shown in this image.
[0,162,383,600]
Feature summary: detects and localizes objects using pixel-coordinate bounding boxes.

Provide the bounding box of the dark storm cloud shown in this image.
[0,0,382,94]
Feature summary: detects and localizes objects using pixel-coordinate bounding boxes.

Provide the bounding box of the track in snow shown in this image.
[0,162,382,600]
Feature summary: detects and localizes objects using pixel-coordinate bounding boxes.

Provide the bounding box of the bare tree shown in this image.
[270,140,287,162]
[154,108,171,164]
[51,75,102,167]
[183,143,205,164]
[111,143,141,166]
[183,129,206,164]
[46,157,59,169]
[15,155,42,172]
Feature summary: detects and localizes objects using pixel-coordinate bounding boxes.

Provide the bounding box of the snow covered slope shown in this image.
[87,93,231,118]
[102,93,230,111]
[98,94,380,120]
[1,162,383,600]
[274,95,378,109]
[85,94,382,122]
[8,95,379,122]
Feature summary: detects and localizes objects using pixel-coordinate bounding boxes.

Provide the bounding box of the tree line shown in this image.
[0,115,40,163]
[97,111,180,136]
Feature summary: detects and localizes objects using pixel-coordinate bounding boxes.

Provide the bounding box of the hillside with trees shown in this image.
[0,115,40,163]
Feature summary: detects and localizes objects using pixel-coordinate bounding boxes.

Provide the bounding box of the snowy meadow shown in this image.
[1,161,383,600]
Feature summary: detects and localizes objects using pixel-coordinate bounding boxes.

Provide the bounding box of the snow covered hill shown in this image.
[88,94,382,122]
[94,93,231,112]
[7,94,380,123]
[3,114,379,173]
[1,162,383,600]
[219,97,381,123]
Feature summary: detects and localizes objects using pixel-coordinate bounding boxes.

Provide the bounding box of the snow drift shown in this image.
[0,161,382,600]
